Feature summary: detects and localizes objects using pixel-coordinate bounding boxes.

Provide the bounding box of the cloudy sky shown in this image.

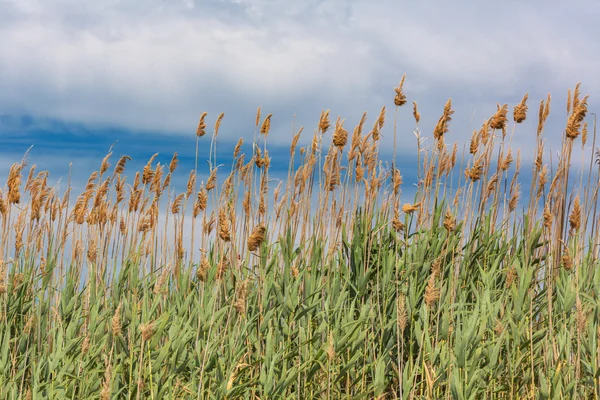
[1,0,599,191]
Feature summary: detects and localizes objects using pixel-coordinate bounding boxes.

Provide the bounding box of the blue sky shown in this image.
[1,0,599,193]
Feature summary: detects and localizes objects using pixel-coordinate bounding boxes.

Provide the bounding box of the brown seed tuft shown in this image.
[100,152,112,176]
[218,209,231,242]
[392,168,403,195]
[465,157,483,182]
[392,218,405,232]
[248,225,266,252]
[197,255,210,282]
[194,188,208,217]
[214,112,225,137]
[169,152,179,174]
[196,112,208,137]
[393,74,407,107]
[142,154,158,185]
[318,110,331,134]
[233,138,244,159]
[576,297,587,333]
[513,93,528,123]
[490,103,509,132]
[412,101,420,124]
[260,114,273,136]
[332,117,348,148]
[543,203,553,230]
[561,247,574,271]
[397,294,407,333]
[424,273,440,308]
[139,323,155,341]
[112,303,122,336]
[433,99,454,141]
[234,280,249,314]
[443,208,456,232]
[469,130,479,154]
[402,202,420,214]
[206,168,217,191]
[569,196,581,231]
[171,193,185,214]
[114,155,131,175]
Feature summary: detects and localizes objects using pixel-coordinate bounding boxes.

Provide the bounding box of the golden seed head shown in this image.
[234,280,249,314]
[433,99,453,141]
[290,127,303,155]
[402,202,420,214]
[197,256,210,282]
[392,218,405,232]
[465,157,483,182]
[99,152,112,176]
[142,153,158,185]
[377,106,386,130]
[392,168,402,195]
[196,112,208,137]
[214,112,225,137]
[397,294,407,333]
[413,101,420,124]
[566,93,588,140]
[233,138,244,159]
[424,273,440,308]
[7,161,25,205]
[508,183,520,213]
[206,168,217,191]
[393,74,407,107]
[260,114,273,136]
[169,152,179,174]
[332,117,348,148]
[443,208,456,232]
[490,103,509,132]
[87,239,97,264]
[327,331,336,361]
[216,259,229,280]
[139,323,155,341]
[318,110,331,134]
[247,225,267,252]
[569,196,581,231]
[171,193,184,214]
[114,155,131,175]
[561,247,574,271]
[111,303,122,336]
[291,264,299,278]
[513,93,528,123]
[218,209,231,242]
[500,150,513,171]
[194,188,208,218]
[543,204,554,230]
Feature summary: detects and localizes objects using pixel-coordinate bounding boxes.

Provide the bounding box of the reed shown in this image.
[0,79,598,399]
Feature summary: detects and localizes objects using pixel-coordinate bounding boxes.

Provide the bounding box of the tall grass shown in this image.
[0,80,599,399]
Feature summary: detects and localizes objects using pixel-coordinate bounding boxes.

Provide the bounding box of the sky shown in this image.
[1,0,600,193]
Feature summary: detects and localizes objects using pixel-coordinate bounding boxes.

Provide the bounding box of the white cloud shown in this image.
[0,0,599,154]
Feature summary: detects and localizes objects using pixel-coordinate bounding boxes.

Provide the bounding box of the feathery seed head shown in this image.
[196,112,208,137]
[393,74,407,107]
[413,101,420,124]
[513,93,528,123]
[260,114,273,136]
[248,225,266,252]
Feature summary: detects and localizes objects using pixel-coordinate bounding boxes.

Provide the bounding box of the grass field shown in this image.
[1,79,599,399]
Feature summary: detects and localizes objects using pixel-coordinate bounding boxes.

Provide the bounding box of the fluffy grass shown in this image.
[0,80,598,399]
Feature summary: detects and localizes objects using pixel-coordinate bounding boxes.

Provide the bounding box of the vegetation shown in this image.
[0,78,598,398]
